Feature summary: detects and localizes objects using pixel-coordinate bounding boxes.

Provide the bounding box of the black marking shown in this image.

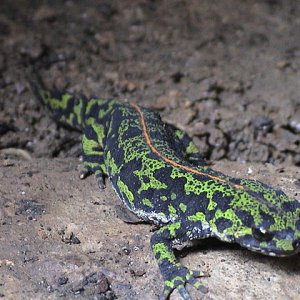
[215,217,233,233]
[235,209,255,228]
[212,191,232,211]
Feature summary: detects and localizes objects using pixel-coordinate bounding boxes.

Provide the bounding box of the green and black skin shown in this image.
[30,76,300,300]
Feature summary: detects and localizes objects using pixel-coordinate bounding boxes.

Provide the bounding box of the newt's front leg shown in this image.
[80,125,108,188]
[151,223,209,300]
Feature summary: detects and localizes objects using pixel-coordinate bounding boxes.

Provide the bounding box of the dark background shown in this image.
[0,0,299,166]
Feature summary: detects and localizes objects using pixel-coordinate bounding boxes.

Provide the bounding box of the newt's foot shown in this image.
[160,266,209,300]
[79,168,91,180]
[79,164,106,189]
[96,173,106,189]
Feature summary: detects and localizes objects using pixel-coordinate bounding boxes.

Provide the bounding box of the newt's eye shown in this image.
[252,228,274,242]
[292,240,300,249]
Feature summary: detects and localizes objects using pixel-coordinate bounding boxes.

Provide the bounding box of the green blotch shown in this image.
[95,165,107,175]
[83,161,101,169]
[264,192,273,202]
[117,178,134,206]
[170,168,217,197]
[161,222,181,237]
[171,193,177,200]
[74,98,83,125]
[234,227,252,238]
[168,205,177,217]
[160,195,168,201]
[165,276,185,288]
[164,275,185,289]
[93,124,105,145]
[174,129,185,140]
[117,118,149,163]
[133,157,167,193]
[179,203,187,213]
[275,238,294,252]
[86,99,95,114]
[66,113,75,126]
[280,209,300,230]
[158,212,167,220]
[188,211,206,222]
[42,91,77,126]
[207,196,217,211]
[85,98,109,114]
[86,117,105,146]
[260,241,268,248]
[82,134,102,156]
[98,101,115,119]
[142,198,153,208]
[42,92,72,110]
[152,242,176,263]
[210,209,254,238]
[105,150,119,176]
[186,141,199,154]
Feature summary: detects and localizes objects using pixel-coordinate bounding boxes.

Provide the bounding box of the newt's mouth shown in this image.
[249,246,299,257]
[236,236,300,257]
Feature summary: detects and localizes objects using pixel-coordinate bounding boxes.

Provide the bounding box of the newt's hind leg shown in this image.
[167,125,205,165]
[80,125,107,189]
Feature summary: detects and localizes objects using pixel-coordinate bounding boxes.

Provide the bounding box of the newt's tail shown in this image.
[29,72,86,131]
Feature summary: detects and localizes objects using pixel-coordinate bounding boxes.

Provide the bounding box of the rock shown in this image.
[33,5,60,22]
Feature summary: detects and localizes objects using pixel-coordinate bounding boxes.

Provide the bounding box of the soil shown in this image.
[0,1,299,299]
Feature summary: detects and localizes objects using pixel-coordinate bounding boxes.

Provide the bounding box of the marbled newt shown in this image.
[30,77,300,300]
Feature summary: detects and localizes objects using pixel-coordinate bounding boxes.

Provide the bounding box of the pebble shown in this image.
[19,36,44,59]
[57,276,68,285]
[95,273,110,294]
[33,5,60,22]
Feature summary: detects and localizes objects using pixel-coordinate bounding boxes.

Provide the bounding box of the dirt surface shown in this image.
[0,0,300,299]
[0,159,299,300]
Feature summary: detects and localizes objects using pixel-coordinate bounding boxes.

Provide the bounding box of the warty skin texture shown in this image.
[32,84,300,300]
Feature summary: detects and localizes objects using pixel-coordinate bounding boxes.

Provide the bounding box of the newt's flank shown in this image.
[30,74,300,300]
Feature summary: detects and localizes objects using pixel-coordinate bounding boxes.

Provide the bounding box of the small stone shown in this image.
[94,31,114,47]
[232,81,245,94]
[248,143,270,162]
[122,247,131,255]
[171,71,184,83]
[125,81,136,92]
[131,269,146,277]
[208,128,226,148]
[70,235,81,245]
[252,116,274,133]
[293,154,300,166]
[289,120,300,133]
[294,179,300,188]
[165,106,196,127]
[104,72,119,83]
[33,5,60,22]
[0,20,10,35]
[15,81,26,95]
[191,122,207,136]
[276,60,290,70]
[0,54,4,71]
[96,273,109,294]
[58,276,68,285]
[153,96,172,109]
[19,36,44,59]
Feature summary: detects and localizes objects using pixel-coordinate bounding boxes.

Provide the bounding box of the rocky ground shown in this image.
[0,1,299,299]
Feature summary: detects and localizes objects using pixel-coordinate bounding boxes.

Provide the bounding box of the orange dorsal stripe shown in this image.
[131,102,244,190]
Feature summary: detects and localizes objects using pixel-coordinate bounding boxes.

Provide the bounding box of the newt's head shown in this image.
[211,179,300,256]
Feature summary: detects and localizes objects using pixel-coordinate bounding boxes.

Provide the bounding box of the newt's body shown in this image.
[32,81,300,300]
